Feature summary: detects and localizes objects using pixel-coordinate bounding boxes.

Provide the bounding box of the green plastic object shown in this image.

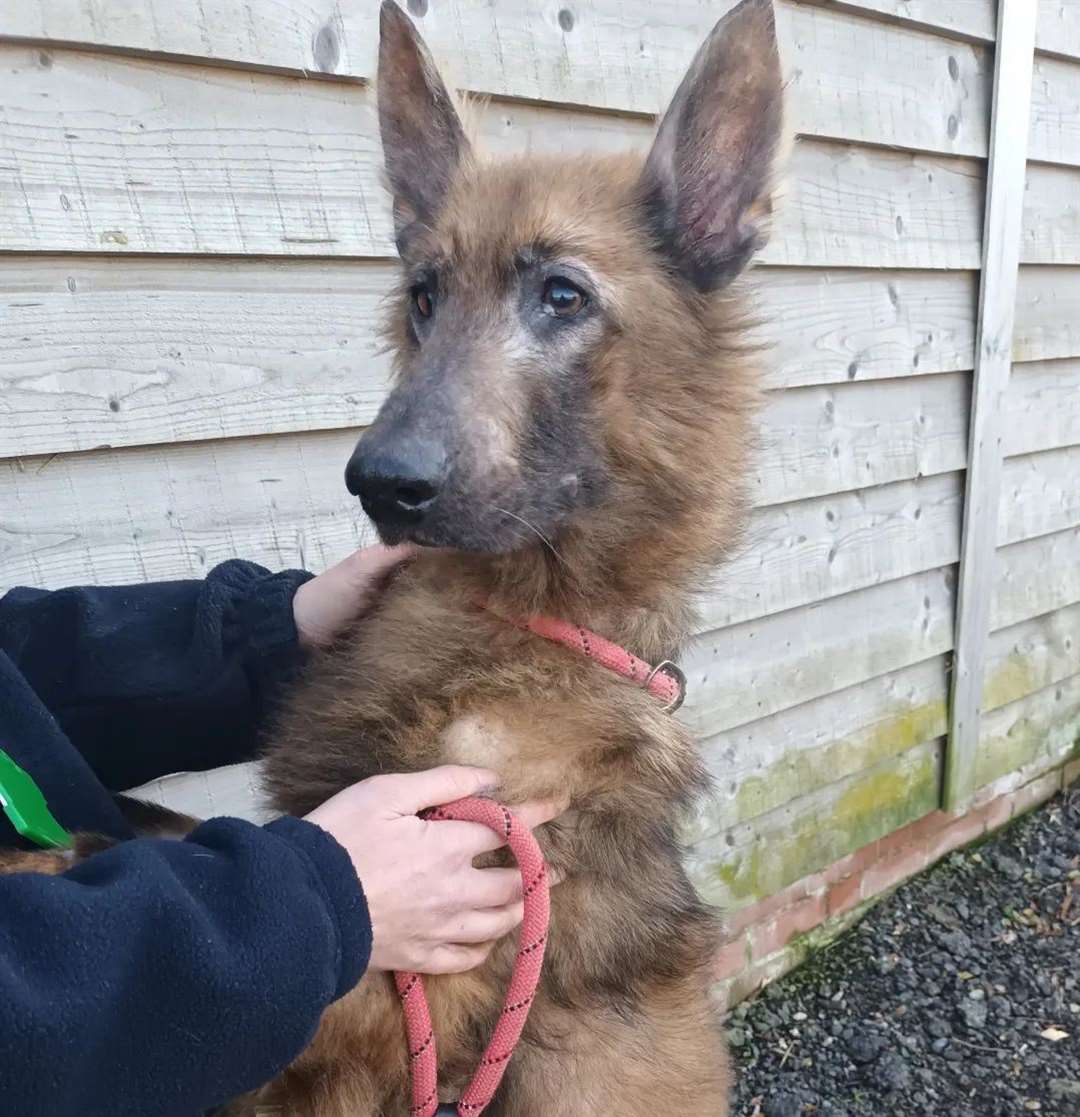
[0,748,72,849]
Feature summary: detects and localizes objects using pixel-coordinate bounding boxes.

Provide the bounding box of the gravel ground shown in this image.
[729,785,1080,1117]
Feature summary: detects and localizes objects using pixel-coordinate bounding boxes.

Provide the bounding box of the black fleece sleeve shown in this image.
[0,561,313,791]
[0,815,371,1117]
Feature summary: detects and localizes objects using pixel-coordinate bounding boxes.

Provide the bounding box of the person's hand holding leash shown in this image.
[306,766,563,974]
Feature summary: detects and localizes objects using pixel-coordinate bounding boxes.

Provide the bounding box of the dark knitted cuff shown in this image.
[234,568,314,688]
[265,816,372,999]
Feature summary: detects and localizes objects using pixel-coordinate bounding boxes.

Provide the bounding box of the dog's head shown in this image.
[347,0,782,557]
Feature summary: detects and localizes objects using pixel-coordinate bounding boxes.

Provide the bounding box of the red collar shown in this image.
[485,605,686,712]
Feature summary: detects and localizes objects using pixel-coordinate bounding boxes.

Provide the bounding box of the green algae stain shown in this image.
[731,699,947,827]
[703,744,940,907]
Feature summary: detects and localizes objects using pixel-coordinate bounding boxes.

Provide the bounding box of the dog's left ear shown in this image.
[639,0,782,291]
[378,0,470,251]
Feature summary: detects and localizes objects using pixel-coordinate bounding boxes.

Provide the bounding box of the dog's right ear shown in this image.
[378,1,470,252]
[638,0,782,291]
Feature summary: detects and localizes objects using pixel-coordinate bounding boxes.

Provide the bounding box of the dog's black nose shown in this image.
[346,447,442,528]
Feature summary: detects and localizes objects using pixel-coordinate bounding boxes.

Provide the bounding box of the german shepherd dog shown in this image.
[2,1,782,1112]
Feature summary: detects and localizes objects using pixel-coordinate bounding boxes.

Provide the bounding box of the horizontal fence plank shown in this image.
[998,444,1080,545]
[1002,357,1080,458]
[750,371,970,507]
[683,565,957,737]
[1013,266,1080,363]
[703,472,962,630]
[0,429,370,591]
[983,601,1080,714]
[1038,1,1080,62]
[0,45,986,267]
[993,526,1080,632]
[689,655,949,835]
[803,1,995,43]
[1022,162,1080,264]
[688,737,943,907]
[0,257,395,457]
[0,258,977,459]
[759,267,977,389]
[2,2,992,159]
[976,669,1080,791]
[1030,52,1080,167]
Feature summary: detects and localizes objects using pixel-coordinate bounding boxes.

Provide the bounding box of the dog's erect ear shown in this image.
[378,1,469,250]
[639,0,782,291]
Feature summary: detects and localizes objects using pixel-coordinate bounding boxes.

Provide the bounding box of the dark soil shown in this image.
[729,785,1080,1117]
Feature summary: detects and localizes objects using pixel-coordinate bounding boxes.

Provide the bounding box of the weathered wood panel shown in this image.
[1022,163,1080,265]
[683,565,956,737]
[1,2,992,159]
[982,602,1080,714]
[703,472,962,630]
[1030,52,1080,166]
[946,0,1037,811]
[976,669,1080,790]
[0,46,986,267]
[0,258,978,459]
[1002,357,1080,458]
[759,267,977,389]
[998,445,1080,546]
[0,257,395,457]
[993,527,1080,632]
[688,738,944,907]
[1013,266,1080,363]
[805,1,995,43]
[0,430,370,591]
[1038,1,1080,62]
[750,372,970,508]
[692,655,950,833]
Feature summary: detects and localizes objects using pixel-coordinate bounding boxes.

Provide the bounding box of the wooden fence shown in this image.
[1,0,1078,999]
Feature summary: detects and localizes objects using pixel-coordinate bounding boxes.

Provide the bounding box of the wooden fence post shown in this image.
[944,0,1038,811]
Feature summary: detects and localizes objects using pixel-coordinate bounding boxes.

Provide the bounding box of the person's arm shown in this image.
[0,546,412,792]
[0,766,556,1117]
[0,816,370,1117]
[0,561,311,791]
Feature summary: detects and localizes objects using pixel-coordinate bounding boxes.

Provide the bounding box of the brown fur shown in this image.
[0,2,782,1113]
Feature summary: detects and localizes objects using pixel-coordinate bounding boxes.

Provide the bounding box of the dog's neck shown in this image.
[414,506,722,660]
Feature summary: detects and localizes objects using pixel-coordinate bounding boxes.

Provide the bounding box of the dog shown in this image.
[2,1,782,1112]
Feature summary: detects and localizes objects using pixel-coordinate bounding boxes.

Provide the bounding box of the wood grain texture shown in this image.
[1013,266,1080,363]
[682,565,957,737]
[800,1,995,43]
[1037,0,1080,62]
[758,267,977,389]
[946,0,1037,810]
[2,1,993,159]
[993,527,1080,632]
[1002,357,1080,458]
[1022,163,1080,265]
[691,655,949,834]
[1030,52,1080,167]
[0,256,396,458]
[982,601,1080,714]
[0,258,978,459]
[998,444,1080,547]
[750,371,970,508]
[0,46,986,267]
[703,472,962,630]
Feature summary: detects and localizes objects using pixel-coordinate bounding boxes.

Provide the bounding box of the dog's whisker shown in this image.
[490,505,567,567]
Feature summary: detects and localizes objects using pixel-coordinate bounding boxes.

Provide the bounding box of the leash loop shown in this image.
[394,796,551,1117]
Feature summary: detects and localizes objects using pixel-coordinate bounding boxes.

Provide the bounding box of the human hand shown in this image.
[305,766,564,974]
[293,543,416,649]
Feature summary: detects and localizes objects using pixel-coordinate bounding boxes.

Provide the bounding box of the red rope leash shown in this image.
[394,797,550,1116]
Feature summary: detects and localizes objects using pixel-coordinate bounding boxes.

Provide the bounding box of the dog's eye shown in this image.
[412,286,434,319]
[542,278,586,318]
